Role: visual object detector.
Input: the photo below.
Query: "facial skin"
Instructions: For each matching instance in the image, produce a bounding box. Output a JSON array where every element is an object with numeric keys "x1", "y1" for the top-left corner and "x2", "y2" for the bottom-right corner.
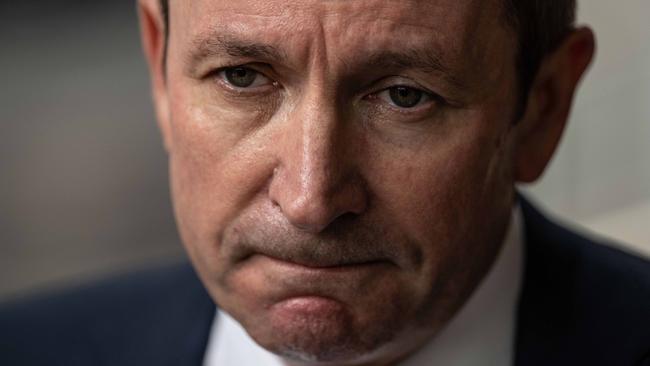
[{"x1": 138, "y1": 0, "x2": 594, "y2": 365}]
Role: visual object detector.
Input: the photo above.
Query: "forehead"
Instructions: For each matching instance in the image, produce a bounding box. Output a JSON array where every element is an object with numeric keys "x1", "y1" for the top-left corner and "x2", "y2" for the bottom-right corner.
[
  {"x1": 177, "y1": 0, "x2": 495, "y2": 28},
  {"x1": 170, "y1": 0, "x2": 513, "y2": 88}
]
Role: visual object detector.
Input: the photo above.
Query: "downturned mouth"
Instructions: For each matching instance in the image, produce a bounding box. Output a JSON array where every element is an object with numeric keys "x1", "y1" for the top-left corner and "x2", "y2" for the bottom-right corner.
[
  {"x1": 253, "y1": 253, "x2": 391, "y2": 270},
  {"x1": 228, "y1": 237, "x2": 401, "y2": 270}
]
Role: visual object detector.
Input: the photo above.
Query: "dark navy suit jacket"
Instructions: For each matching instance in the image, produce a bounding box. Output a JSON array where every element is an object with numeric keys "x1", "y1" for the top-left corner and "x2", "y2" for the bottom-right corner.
[{"x1": 1, "y1": 199, "x2": 649, "y2": 365}]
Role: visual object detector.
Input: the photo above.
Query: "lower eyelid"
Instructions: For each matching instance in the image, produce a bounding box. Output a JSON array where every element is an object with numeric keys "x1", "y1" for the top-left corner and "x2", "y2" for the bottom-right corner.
[{"x1": 215, "y1": 79, "x2": 281, "y2": 100}]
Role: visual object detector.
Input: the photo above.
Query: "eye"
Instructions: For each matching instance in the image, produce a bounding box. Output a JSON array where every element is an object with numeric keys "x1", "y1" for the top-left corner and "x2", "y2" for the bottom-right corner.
[
  {"x1": 218, "y1": 66, "x2": 271, "y2": 88},
  {"x1": 378, "y1": 85, "x2": 431, "y2": 109}
]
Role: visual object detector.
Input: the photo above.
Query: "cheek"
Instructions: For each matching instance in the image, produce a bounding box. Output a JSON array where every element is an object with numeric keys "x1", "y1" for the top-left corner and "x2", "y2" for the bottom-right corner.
[
  {"x1": 364, "y1": 113, "x2": 511, "y2": 289},
  {"x1": 368, "y1": 131, "x2": 487, "y2": 245},
  {"x1": 166, "y1": 84, "x2": 278, "y2": 274}
]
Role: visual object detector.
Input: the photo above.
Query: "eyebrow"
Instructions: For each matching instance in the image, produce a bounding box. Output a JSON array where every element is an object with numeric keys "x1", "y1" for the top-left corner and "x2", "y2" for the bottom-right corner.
[
  {"x1": 363, "y1": 49, "x2": 464, "y2": 89},
  {"x1": 185, "y1": 34, "x2": 287, "y2": 75},
  {"x1": 185, "y1": 33, "x2": 464, "y2": 89}
]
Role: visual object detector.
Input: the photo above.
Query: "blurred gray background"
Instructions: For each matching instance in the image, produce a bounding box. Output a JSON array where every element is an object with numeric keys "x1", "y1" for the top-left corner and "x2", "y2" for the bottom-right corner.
[
  {"x1": 1, "y1": 1, "x2": 648, "y2": 301},
  {"x1": 0, "y1": 1, "x2": 182, "y2": 300}
]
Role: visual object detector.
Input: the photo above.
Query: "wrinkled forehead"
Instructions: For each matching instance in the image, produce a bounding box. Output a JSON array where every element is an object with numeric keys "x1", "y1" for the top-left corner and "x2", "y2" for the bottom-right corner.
[{"x1": 169, "y1": 0, "x2": 513, "y2": 83}]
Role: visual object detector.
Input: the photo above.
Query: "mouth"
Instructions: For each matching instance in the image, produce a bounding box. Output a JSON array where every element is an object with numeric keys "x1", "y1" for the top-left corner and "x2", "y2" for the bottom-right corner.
[
  {"x1": 222, "y1": 234, "x2": 404, "y2": 301},
  {"x1": 231, "y1": 239, "x2": 396, "y2": 271},
  {"x1": 255, "y1": 253, "x2": 392, "y2": 273},
  {"x1": 224, "y1": 248, "x2": 400, "y2": 313},
  {"x1": 243, "y1": 253, "x2": 393, "y2": 305}
]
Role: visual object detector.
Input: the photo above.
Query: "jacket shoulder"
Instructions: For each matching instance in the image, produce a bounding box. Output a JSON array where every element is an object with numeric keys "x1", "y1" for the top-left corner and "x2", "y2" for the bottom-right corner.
[
  {"x1": 0, "y1": 262, "x2": 215, "y2": 366},
  {"x1": 517, "y1": 197, "x2": 650, "y2": 365}
]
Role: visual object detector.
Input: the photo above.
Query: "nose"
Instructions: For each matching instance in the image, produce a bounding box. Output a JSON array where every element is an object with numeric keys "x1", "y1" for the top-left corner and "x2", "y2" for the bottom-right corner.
[{"x1": 268, "y1": 96, "x2": 368, "y2": 233}]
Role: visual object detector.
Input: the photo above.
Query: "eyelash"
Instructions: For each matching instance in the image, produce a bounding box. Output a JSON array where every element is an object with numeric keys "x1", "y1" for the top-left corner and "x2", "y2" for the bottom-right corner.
[
  {"x1": 213, "y1": 65, "x2": 278, "y2": 94},
  {"x1": 363, "y1": 80, "x2": 447, "y2": 119},
  {"x1": 375, "y1": 86, "x2": 435, "y2": 109}
]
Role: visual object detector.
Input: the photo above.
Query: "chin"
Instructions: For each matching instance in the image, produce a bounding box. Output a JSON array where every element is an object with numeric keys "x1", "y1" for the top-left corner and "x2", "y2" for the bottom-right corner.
[{"x1": 241, "y1": 296, "x2": 413, "y2": 365}]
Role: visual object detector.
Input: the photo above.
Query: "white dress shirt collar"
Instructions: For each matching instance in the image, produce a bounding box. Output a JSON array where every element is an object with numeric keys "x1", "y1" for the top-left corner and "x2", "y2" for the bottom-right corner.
[{"x1": 203, "y1": 205, "x2": 524, "y2": 366}]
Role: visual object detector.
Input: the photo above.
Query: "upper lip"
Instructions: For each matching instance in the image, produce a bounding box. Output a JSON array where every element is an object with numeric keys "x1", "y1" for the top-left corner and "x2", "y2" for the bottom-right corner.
[
  {"x1": 260, "y1": 253, "x2": 388, "y2": 269},
  {"x1": 234, "y1": 241, "x2": 391, "y2": 269}
]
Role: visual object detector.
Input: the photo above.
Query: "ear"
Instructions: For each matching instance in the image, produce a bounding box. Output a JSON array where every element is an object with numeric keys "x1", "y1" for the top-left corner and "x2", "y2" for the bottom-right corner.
[
  {"x1": 138, "y1": 0, "x2": 173, "y2": 152},
  {"x1": 515, "y1": 27, "x2": 596, "y2": 182}
]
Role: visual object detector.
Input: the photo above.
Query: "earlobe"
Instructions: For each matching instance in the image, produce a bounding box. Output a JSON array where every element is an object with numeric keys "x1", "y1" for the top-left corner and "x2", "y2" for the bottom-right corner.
[
  {"x1": 137, "y1": 0, "x2": 173, "y2": 152},
  {"x1": 515, "y1": 27, "x2": 596, "y2": 183}
]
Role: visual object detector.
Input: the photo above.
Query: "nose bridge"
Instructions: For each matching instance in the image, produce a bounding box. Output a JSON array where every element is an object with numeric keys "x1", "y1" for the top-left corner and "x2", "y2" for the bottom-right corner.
[
  {"x1": 297, "y1": 94, "x2": 339, "y2": 197},
  {"x1": 293, "y1": 22, "x2": 341, "y2": 187},
  {"x1": 268, "y1": 85, "x2": 366, "y2": 232}
]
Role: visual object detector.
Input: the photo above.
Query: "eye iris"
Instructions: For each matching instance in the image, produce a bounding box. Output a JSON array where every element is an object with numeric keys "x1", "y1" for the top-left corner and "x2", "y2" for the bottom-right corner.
[
  {"x1": 389, "y1": 86, "x2": 422, "y2": 108},
  {"x1": 225, "y1": 67, "x2": 257, "y2": 87}
]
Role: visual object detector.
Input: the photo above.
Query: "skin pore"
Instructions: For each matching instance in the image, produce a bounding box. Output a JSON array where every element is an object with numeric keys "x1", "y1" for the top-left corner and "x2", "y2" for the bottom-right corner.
[{"x1": 138, "y1": 0, "x2": 594, "y2": 365}]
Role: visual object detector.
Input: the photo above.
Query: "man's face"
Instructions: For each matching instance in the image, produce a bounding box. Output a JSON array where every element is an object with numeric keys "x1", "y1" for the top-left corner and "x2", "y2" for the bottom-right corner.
[{"x1": 160, "y1": 0, "x2": 520, "y2": 364}]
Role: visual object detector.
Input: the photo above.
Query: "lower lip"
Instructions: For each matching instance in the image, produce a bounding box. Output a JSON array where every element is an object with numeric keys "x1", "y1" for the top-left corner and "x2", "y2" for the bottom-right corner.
[
  {"x1": 269, "y1": 295, "x2": 350, "y2": 326},
  {"x1": 272, "y1": 295, "x2": 345, "y2": 315}
]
